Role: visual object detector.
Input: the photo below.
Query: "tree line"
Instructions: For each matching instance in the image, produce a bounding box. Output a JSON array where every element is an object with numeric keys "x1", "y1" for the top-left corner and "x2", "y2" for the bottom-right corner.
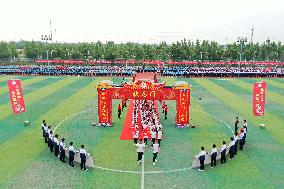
[{"x1": 0, "y1": 39, "x2": 283, "y2": 62}]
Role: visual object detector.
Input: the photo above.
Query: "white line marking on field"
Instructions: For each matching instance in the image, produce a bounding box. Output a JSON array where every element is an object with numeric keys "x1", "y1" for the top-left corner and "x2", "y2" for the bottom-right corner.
[
  {"x1": 54, "y1": 108, "x2": 233, "y2": 175},
  {"x1": 53, "y1": 109, "x2": 92, "y2": 133},
  {"x1": 141, "y1": 155, "x2": 145, "y2": 189},
  {"x1": 192, "y1": 108, "x2": 234, "y2": 135}
]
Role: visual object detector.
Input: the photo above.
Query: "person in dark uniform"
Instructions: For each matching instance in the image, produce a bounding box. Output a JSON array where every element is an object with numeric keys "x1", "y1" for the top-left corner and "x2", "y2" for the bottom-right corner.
[
  {"x1": 228, "y1": 137, "x2": 235, "y2": 160},
  {"x1": 239, "y1": 129, "x2": 245, "y2": 151},
  {"x1": 59, "y1": 138, "x2": 66, "y2": 163},
  {"x1": 220, "y1": 141, "x2": 227, "y2": 164},
  {"x1": 41, "y1": 120, "x2": 46, "y2": 139},
  {"x1": 198, "y1": 146, "x2": 206, "y2": 172},
  {"x1": 210, "y1": 144, "x2": 217, "y2": 168},
  {"x1": 68, "y1": 142, "x2": 76, "y2": 167},
  {"x1": 118, "y1": 104, "x2": 122, "y2": 119},
  {"x1": 164, "y1": 105, "x2": 168, "y2": 120},
  {"x1": 53, "y1": 134, "x2": 60, "y2": 158},
  {"x1": 234, "y1": 133, "x2": 239, "y2": 155},
  {"x1": 48, "y1": 131, "x2": 54, "y2": 153},
  {"x1": 79, "y1": 145, "x2": 89, "y2": 171},
  {"x1": 234, "y1": 117, "x2": 239, "y2": 135}
]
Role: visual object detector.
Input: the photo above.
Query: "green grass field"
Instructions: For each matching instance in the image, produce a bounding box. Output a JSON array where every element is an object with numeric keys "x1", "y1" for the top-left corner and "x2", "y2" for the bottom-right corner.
[{"x1": 0, "y1": 75, "x2": 283, "y2": 189}]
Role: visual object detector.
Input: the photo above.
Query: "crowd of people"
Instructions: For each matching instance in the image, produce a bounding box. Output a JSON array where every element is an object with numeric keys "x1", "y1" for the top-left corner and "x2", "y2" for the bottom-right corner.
[
  {"x1": 129, "y1": 100, "x2": 163, "y2": 165},
  {"x1": 197, "y1": 117, "x2": 248, "y2": 171},
  {"x1": 161, "y1": 66, "x2": 284, "y2": 77},
  {"x1": 41, "y1": 120, "x2": 92, "y2": 171},
  {"x1": 0, "y1": 64, "x2": 283, "y2": 77}
]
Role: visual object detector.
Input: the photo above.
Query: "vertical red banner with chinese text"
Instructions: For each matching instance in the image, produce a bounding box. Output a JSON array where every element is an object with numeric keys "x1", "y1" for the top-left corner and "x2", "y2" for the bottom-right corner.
[
  {"x1": 7, "y1": 79, "x2": 26, "y2": 114},
  {"x1": 176, "y1": 89, "x2": 190, "y2": 125},
  {"x1": 98, "y1": 89, "x2": 112, "y2": 125},
  {"x1": 253, "y1": 82, "x2": 266, "y2": 116}
]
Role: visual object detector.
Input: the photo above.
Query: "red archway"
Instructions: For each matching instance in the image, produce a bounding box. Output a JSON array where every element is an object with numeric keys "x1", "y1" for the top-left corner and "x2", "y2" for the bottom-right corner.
[{"x1": 97, "y1": 80, "x2": 191, "y2": 128}]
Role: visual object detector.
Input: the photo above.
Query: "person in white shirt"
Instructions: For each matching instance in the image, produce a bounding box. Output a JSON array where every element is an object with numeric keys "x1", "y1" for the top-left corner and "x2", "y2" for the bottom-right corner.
[
  {"x1": 41, "y1": 120, "x2": 46, "y2": 140},
  {"x1": 59, "y1": 138, "x2": 66, "y2": 163},
  {"x1": 157, "y1": 128, "x2": 163, "y2": 146},
  {"x1": 243, "y1": 120, "x2": 248, "y2": 145},
  {"x1": 151, "y1": 129, "x2": 156, "y2": 144},
  {"x1": 234, "y1": 133, "x2": 239, "y2": 155},
  {"x1": 239, "y1": 129, "x2": 245, "y2": 151},
  {"x1": 79, "y1": 145, "x2": 90, "y2": 171},
  {"x1": 210, "y1": 144, "x2": 218, "y2": 168},
  {"x1": 53, "y1": 134, "x2": 60, "y2": 158},
  {"x1": 152, "y1": 140, "x2": 160, "y2": 165},
  {"x1": 198, "y1": 146, "x2": 206, "y2": 171},
  {"x1": 48, "y1": 131, "x2": 54, "y2": 153},
  {"x1": 220, "y1": 141, "x2": 227, "y2": 164},
  {"x1": 135, "y1": 140, "x2": 145, "y2": 164},
  {"x1": 68, "y1": 142, "x2": 77, "y2": 167},
  {"x1": 132, "y1": 130, "x2": 139, "y2": 145},
  {"x1": 228, "y1": 137, "x2": 235, "y2": 160}
]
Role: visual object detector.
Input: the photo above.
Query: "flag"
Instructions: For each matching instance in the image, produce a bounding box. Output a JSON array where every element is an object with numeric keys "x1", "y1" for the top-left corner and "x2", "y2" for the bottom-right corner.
[
  {"x1": 7, "y1": 79, "x2": 26, "y2": 114},
  {"x1": 253, "y1": 82, "x2": 266, "y2": 116}
]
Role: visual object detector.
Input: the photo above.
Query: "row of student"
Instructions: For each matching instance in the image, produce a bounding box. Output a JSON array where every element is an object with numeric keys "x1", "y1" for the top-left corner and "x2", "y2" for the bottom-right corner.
[
  {"x1": 41, "y1": 120, "x2": 91, "y2": 171},
  {"x1": 130, "y1": 100, "x2": 164, "y2": 165},
  {"x1": 197, "y1": 120, "x2": 248, "y2": 171}
]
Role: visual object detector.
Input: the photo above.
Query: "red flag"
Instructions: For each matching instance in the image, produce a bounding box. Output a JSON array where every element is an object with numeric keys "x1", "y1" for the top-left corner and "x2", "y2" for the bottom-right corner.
[
  {"x1": 7, "y1": 79, "x2": 26, "y2": 114},
  {"x1": 253, "y1": 82, "x2": 266, "y2": 116}
]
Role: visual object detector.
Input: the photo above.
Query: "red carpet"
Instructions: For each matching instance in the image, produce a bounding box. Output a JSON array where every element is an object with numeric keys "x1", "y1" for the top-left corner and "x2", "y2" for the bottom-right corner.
[
  {"x1": 120, "y1": 72, "x2": 159, "y2": 140},
  {"x1": 120, "y1": 100, "x2": 134, "y2": 140}
]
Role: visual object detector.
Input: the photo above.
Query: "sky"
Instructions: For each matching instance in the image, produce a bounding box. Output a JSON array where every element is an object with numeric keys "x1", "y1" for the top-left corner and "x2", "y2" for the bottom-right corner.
[{"x1": 0, "y1": 0, "x2": 283, "y2": 44}]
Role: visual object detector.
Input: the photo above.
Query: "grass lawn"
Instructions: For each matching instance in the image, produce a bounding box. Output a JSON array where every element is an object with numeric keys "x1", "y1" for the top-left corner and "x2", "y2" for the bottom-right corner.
[{"x1": 0, "y1": 75, "x2": 283, "y2": 189}]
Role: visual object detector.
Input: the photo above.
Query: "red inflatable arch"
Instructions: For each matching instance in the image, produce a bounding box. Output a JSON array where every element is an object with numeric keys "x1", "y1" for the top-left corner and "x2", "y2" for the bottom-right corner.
[{"x1": 96, "y1": 80, "x2": 191, "y2": 128}]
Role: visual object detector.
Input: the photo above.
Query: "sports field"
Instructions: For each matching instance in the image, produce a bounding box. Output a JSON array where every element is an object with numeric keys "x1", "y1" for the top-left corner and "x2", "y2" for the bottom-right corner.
[{"x1": 0, "y1": 75, "x2": 283, "y2": 189}]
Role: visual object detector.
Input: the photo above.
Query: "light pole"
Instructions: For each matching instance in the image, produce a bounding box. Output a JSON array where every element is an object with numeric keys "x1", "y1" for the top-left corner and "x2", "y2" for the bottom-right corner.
[
  {"x1": 237, "y1": 37, "x2": 247, "y2": 77},
  {"x1": 200, "y1": 52, "x2": 203, "y2": 62},
  {"x1": 41, "y1": 34, "x2": 52, "y2": 66}
]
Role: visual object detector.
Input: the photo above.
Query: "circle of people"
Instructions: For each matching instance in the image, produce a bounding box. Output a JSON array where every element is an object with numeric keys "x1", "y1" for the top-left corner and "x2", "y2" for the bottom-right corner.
[
  {"x1": 197, "y1": 117, "x2": 248, "y2": 171},
  {"x1": 41, "y1": 120, "x2": 92, "y2": 171},
  {"x1": 129, "y1": 100, "x2": 165, "y2": 166}
]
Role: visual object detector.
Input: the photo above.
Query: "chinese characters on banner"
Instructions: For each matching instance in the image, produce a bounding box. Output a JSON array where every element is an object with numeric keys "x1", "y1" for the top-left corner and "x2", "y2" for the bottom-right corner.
[
  {"x1": 176, "y1": 90, "x2": 190, "y2": 125},
  {"x1": 98, "y1": 89, "x2": 112, "y2": 124},
  {"x1": 7, "y1": 79, "x2": 26, "y2": 114},
  {"x1": 253, "y1": 82, "x2": 266, "y2": 116}
]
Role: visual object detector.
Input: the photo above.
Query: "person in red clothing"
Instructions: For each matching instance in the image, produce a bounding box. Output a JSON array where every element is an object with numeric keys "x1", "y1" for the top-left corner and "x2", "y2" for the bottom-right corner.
[
  {"x1": 118, "y1": 104, "x2": 122, "y2": 119},
  {"x1": 164, "y1": 105, "x2": 168, "y2": 120}
]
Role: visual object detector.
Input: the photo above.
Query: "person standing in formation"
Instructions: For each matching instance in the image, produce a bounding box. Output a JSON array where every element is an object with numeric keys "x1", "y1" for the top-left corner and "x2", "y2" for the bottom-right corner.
[
  {"x1": 234, "y1": 117, "x2": 239, "y2": 135},
  {"x1": 152, "y1": 140, "x2": 160, "y2": 165},
  {"x1": 132, "y1": 129, "x2": 139, "y2": 145},
  {"x1": 243, "y1": 120, "x2": 248, "y2": 145},
  {"x1": 228, "y1": 137, "x2": 235, "y2": 160},
  {"x1": 157, "y1": 128, "x2": 163, "y2": 146},
  {"x1": 59, "y1": 138, "x2": 66, "y2": 163},
  {"x1": 210, "y1": 144, "x2": 217, "y2": 168},
  {"x1": 53, "y1": 134, "x2": 60, "y2": 158},
  {"x1": 68, "y1": 142, "x2": 76, "y2": 167},
  {"x1": 239, "y1": 129, "x2": 245, "y2": 151},
  {"x1": 79, "y1": 145, "x2": 90, "y2": 171},
  {"x1": 234, "y1": 133, "x2": 239, "y2": 155},
  {"x1": 135, "y1": 140, "x2": 145, "y2": 164},
  {"x1": 48, "y1": 131, "x2": 54, "y2": 153},
  {"x1": 198, "y1": 146, "x2": 206, "y2": 172},
  {"x1": 41, "y1": 120, "x2": 47, "y2": 140},
  {"x1": 143, "y1": 127, "x2": 149, "y2": 147},
  {"x1": 220, "y1": 141, "x2": 227, "y2": 164},
  {"x1": 118, "y1": 104, "x2": 122, "y2": 119},
  {"x1": 151, "y1": 127, "x2": 156, "y2": 144}
]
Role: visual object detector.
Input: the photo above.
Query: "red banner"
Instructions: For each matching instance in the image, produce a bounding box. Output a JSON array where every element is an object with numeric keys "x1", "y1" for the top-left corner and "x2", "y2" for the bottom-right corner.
[
  {"x1": 7, "y1": 79, "x2": 26, "y2": 114},
  {"x1": 176, "y1": 89, "x2": 190, "y2": 125},
  {"x1": 253, "y1": 82, "x2": 266, "y2": 116},
  {"x1": 98, "y1": 89, "x2": 112, "y2": 124}
]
